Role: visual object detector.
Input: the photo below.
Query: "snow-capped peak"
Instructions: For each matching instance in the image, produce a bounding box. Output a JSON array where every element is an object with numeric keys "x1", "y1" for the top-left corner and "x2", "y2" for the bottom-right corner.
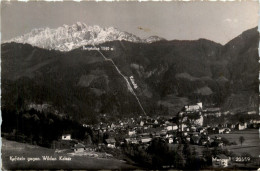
[
  {"x1": 144, "y1": 36, "x2": 166, "y2": 43},
  {"x1": 7, "y1": 22, "x2": 165, "y2": 51}
]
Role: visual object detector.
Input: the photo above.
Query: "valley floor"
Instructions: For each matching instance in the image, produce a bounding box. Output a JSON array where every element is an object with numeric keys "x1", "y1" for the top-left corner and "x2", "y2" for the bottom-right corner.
[{"x1": 210, "y1": 129, "x2": 260, "y2": 157}]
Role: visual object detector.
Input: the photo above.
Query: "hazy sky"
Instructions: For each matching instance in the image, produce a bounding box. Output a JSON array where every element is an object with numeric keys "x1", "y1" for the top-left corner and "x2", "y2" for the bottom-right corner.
[{"x1": 1, "y1": 1, "x2": 258, "y2": 44}]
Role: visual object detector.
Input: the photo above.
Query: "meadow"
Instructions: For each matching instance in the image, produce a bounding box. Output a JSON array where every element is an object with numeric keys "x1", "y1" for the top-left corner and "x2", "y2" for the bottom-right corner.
[
  {"x1": 2, "y1": 138, "x2": 136, "y2": 170},
  {"x1": 210, "y1": 129, "x2": 260, "y2": 157}
]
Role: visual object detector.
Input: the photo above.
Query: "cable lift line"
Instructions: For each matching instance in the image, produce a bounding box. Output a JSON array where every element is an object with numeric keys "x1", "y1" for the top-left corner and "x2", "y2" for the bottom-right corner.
[{"x1": 89, "y1": 33, "x2": 147, "y2": 115}]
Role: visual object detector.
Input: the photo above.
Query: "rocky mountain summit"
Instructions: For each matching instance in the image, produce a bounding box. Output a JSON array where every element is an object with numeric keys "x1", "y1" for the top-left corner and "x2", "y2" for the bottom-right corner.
[{"x1": 7, "y1": 22, "x2": 165, "y2": 51}]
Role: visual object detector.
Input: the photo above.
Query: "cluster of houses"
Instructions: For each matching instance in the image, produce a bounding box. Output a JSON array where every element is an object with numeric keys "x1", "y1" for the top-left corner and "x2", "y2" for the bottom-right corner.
[
  {"x1": 62, "y1": 102, "x2": 254, "y2": 148},
  {"x1": 54, "y1": 102, "x2": 258, "y2": 168},
  {"x1": 52, "y1": 134, "x2": 96, "y2": 153}
]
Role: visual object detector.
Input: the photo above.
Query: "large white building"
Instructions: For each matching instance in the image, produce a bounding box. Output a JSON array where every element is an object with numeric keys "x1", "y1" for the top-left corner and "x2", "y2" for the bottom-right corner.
[
  {"x1": 184, "y1": 102, "x2": 203, "y2": 126},
  {"x1": 194, "y1": 115, "x2": 204, "y2": 126},
  {"x1": 184, "y1": 102, "x2": 202, "y2": 112}
]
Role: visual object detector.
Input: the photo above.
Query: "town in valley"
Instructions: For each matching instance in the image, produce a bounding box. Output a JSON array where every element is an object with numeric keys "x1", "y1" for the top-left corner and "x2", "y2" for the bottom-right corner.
[
  {"x1": 1, "y1": 1, "x2": 259, "y2": 170},
  {"x1": 3, "y1": 101, "x2": 257, "y2": 169}
]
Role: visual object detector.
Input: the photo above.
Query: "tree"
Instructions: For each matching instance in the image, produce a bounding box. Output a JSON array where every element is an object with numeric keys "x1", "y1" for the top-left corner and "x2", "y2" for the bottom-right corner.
[
  {"x1": 15, "y1": 94, "x2": 26, "y2": 112},
  {"x1": 221, "y1": 137, "x2": 230, "y2": 146},
  {"x1": 183, "y1": 143, "x2": 192, "y2": 168},
  {"x1": 176, "y1": 144, "x2": 185, "y2": 168},
  {"x1": 84, "y1": 133, "x2": 92, "y2": 145},
  {"x1": 239, "y1": 136, "x2": 245, "y2": 146},
  {"x1": 202, "y1": 147, "x2": 212, "y2": 166}
]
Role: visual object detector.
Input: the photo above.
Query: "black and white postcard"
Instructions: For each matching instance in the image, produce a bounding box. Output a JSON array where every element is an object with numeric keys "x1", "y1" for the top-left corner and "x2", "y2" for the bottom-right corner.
[{"x1": 1, "y1": 1, "x2": 259, "y2": 170}]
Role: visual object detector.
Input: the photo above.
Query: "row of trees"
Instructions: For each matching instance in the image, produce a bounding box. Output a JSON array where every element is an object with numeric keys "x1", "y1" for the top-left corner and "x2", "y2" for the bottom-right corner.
[
  {"x1": 120, "y1": 136, "x2": 250, "y2": 169},
  {"x1": 121, "y1": 138, "x2": 206, "y2": 169},
  {"x1": 2, "y1": 107, "x2": 93, "y2": 148}
]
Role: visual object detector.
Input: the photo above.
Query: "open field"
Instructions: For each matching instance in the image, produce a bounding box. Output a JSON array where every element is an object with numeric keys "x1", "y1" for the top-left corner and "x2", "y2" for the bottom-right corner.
[
  {"x1": 210, "y1": 129, "x2": 260, "y2": 157},
  {"x1": 1, "y1": 138, "x2": 136, "y2": 170}
]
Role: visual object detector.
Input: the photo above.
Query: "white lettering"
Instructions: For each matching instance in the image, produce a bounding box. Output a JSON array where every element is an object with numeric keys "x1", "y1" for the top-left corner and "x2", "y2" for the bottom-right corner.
[
  {"x1": 59, "y1": 156, "x2": 72, "y2": 161},
  {"x1": 9, "y1": 156, "x2": 26, "y2": 162},
  {"x1": 42, "y1": 156, "x2": 57, "y2": 161}
]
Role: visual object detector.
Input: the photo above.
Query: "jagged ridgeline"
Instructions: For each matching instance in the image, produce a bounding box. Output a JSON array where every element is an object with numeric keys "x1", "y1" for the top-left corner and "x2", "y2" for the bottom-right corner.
[{"x1": 1, "y1": 23, "x2": 258, "y2": 123}]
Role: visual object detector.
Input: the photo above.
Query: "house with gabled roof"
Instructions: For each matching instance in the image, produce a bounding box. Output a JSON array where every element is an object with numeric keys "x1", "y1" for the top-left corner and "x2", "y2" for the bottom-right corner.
[
  {"x1": 191, "y1": 135, "x2": 200, "y2": 145},
  {"x1": 72, "y1": 143, "x2": 85, "y2": 153},
  {"x1": 140, "y1": 137, "x2": 152, "y2": 144},
  {"x1": 236, "y1": 122, "x2": 247, "y2": 130},
  {"x1": 61, "y1": 134, "x2": 71, "y2": 141},
  {"x1": 105, "y1": 138, "x2": 116, "y2": 148},
  {"x1": 165, "y1": 123, "x2": 178, "y2": 131}
]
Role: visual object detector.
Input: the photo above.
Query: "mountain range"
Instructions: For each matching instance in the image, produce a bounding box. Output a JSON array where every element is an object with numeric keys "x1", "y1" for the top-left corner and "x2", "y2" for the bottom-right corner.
[
  {"x1": 7, "y1": 22, "x2": 165, "y2": 52},
  {"x1": 2, "y1": 24, "x2": 259, "y2": 123}
]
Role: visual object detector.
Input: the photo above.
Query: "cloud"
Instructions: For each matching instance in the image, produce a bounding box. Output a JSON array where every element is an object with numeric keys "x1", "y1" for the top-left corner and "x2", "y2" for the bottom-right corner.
[
  {"x1": 224, "y1": 18, "x2": 232, "y2": 22},
  {"x1": 223, "y1": 18, "x2": 238, "y2": 23}
]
